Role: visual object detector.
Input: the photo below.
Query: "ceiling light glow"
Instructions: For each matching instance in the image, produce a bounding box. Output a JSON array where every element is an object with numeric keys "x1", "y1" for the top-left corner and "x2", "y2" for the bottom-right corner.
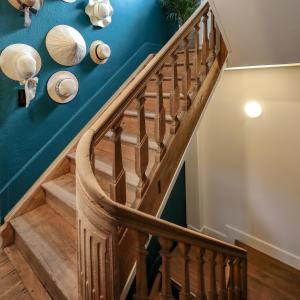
[{"x1": 244, "y1": 101, "x2": 262, "y2": 118}]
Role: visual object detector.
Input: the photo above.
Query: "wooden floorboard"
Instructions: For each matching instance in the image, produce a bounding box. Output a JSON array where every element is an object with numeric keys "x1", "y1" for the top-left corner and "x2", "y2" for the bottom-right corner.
[
  {"x1": 0, "y1": 250, "x2": 32, "y2": 300},
  {"x1": 236, "y1": 241, "x2": 300, "y2": 300}
]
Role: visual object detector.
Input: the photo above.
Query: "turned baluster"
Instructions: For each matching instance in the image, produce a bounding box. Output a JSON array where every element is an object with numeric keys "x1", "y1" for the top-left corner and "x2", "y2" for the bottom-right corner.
[
  {"x1": 241, "y1": 257, "x2": 247, "y2": 300},
  {"x1": 200, "y1": 13, "x2": 209, "y2": 84},
  {"x1": 134, "y1": 231, "x2": 149, "y2": 300},
  {"x1": 178, "y1": 243, "x2": 191, "y2": 300},
  {"x1": 109, "y1": 115, "x2": 126, "y2": 204},
  {"x1": 233, "y1": 258, "x2": 242, "y2": 299},
  {"x1": 227, "y1": 257, "x2": 235, "y2": 300},
  {"x1": 217, "y1": 253, "x2": 227, "y2": 300},
  {"x1": 159, "y1": 237, "x2": 174, "y2": 300},
  {"x1": 135, "y1": 87, "x2": 149, "y2": 199},
  {"x1": 154, "y1": 70, "x2": 166, "y2": 162},
  {"x1": 169, "y1": 51, "x2": 180, "y2": 134},
  {"x1": 194, "y1": 22, "x2": 201, "y2": 90},
  {"x1": 193, "y1": 247, "x2": 206, "y2": 300},
  {"x1": 207, "y1": 10, "x2": 216, "y2": 68},
  {"x1": 182, "y1": 36, "x2": 192, "y2": 111},
  {"x1": 208, "y1": 251, "x2": 217, "y2": 300}
]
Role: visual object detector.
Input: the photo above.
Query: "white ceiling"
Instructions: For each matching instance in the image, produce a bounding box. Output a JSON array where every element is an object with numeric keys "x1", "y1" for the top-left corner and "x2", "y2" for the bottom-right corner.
[{"x1": 210, "y1": 0, "x2": 300, "y2": 67}]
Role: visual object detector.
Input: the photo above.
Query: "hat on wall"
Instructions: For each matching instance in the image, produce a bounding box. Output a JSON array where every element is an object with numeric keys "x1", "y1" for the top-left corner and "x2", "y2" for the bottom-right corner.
[
  {"x1": 0, "y1": 44, "x2": 41, "y2": 107},
  {"x1": 85, "y1": 0, "x2": 113, "y2": 28},
  {"x1": 8, "y1": 0, "x2": 44, "y2": 27},
  {"x1": 90, "y1": 41, "x2": 111, "y2": 64},
  {"x1": 47, "y1": 71, "x2": 79, "y2": 104},
  {"x1": 46, "y1": 25, "x2": 86, "y2": 66}
]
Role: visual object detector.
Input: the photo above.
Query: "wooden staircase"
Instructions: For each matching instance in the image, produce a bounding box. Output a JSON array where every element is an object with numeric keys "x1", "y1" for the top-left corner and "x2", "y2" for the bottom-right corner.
[{"x1": 0, "y1": 2, "x2": 248, "y2": 299}]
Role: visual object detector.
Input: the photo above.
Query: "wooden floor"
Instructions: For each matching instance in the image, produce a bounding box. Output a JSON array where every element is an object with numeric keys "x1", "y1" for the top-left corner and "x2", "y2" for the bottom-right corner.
[
  {"x1": 237, "y1": 242, "x2": 300, "y2": 300},
  {"x1": 0, "y1": 250, "x2": 32, "y2": 300}
]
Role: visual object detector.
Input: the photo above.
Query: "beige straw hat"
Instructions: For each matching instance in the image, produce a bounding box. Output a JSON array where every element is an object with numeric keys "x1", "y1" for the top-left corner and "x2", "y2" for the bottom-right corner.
[
  {"x1": 47, "y1": 71, "x2": 79, "y2": 104},
  {"x1": 90, "y1": 41, "x2": 111, "y2": 64},
  {"x1": 85, "y1": 0, "x2": 113, "y2": 28}
]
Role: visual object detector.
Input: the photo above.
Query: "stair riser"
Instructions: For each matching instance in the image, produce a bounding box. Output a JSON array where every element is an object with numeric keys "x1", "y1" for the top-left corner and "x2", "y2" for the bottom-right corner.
[
  {"x1": 14, "y1": 232, "x2": 68, "y2": 300},
  {"x1": 121, "y1": 115, "x2": 171, "y2": 140},
  {"x1": 45, "y1": 192, "x2": 76, "y2": 228},
  {"x1": 128, "y1": 96, "x2": 171, "y2": 113},
  {"x1": 147, "y1": 79, "x2": 196, "y2": 93},
  {"x1": 161, "y1": 63, "x2": 196, "y2": 77}
]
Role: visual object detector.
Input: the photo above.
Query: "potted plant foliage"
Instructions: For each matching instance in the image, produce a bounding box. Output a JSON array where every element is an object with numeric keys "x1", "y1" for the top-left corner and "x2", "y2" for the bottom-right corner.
[{"x1": 160, "y1": 0, "x2": 201, "y2": 27}]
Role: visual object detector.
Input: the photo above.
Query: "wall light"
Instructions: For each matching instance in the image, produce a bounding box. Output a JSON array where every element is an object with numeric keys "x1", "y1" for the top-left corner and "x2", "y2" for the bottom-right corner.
[{"x1": 244, "y1": 101, "x2": 262, "y2": 118}]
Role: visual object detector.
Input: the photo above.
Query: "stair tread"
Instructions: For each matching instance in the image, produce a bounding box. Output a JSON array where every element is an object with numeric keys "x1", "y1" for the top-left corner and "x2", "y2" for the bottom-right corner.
[
  {"x1": 145, "y1": 91, "x2": 184, "y2": 99},
  {"x1": 42, "y1": 173, "x2": 76, "y2": 211},
  {"x1": 124, "y1": 109, "x2": 172, "y2": 122},
  {"x1": 10, "y1": 205, "x2": 77, "y2": 300}
]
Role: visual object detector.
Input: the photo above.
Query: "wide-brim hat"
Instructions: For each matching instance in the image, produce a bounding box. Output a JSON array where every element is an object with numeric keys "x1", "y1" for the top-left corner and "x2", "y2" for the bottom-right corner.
[
  {"x1": 8, "y1": 0, "x2": 44, "y2": 11},
  {"x1": 90, "y1": 41, "x2": 111, "y2": 64},
  {"x1": 85, "y1": 0, "x2": 113, "y2": 28},
  {"x1": 0, "y1": 44, "x2": 41, "y2": 82},
  {"x1": 47, "y1": 71, "x2": 78, "y2": 104}
]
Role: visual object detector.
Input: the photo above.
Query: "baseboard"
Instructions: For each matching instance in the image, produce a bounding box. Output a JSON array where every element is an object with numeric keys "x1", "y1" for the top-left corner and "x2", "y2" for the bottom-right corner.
[
  {"x1": 189, "y1": 224, "x2": 229, "y2": 241},
  {"x1": 0, "y1": 42, "x2": 162, "y2": 222},
  {"x1": 226, "y1": 224, "x2": 300, "y2": 270}
]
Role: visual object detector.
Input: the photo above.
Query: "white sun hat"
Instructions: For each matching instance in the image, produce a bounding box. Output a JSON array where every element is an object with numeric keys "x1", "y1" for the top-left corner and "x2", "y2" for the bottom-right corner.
[
  {"x1": 8, "y1": 0, "x2": 44, "y2": 27},
  {"x1": 46, "y1": 25, "x2": 86, "y2": 66},
  {"x1": 90, "y1": 41, "x2": 111, "y2": 64},
  {"x1": 0, "y1": 44, "x2": 41, "y2": 107},
  {"x1": 85, "y1": 0, "x2": 113, "y2": 28},
  {"x1": 47, "y1": 71, "x2": 79, "y2": 104}
]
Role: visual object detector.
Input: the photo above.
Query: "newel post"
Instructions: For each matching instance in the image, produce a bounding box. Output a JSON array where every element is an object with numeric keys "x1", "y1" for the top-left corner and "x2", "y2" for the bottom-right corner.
[{"x1": 77, "y1": 176, "x2": 121, "y2": 300}]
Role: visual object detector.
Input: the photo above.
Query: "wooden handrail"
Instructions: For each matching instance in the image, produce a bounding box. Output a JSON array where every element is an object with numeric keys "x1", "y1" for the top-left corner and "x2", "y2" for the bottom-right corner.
[{"x1": 76, "y1": 2, "x2": 247, "y2": 299}]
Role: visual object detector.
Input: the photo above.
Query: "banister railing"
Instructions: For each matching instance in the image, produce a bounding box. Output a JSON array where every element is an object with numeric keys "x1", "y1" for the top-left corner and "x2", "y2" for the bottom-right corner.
[{"x1": 76, "y1": 2, "x2": 247, "y2": 299}]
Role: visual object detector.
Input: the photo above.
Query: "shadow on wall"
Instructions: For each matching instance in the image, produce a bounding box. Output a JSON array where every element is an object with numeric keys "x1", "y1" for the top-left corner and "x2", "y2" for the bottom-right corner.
[{"x1": 0, "y1": 0, "x2": 175, "y2": 221}]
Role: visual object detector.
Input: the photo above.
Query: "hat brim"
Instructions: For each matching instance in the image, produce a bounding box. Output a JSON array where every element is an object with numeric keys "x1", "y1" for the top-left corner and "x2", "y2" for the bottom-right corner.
[
  {"x1": 0, "y1": 44, "x2": 42, "y2": 82},
  {"x1": 85, "y1": 2, "x2": 112, "y2": 28},
  {"x1": 90, "y1": 41, "x2": 109, "y2": 64},
  {"x1": 47, "y1": 71, "x2": 78, "y2": 104},
  {"x1": 8, "y1": 0, "x2": 43, "y2": 11}
]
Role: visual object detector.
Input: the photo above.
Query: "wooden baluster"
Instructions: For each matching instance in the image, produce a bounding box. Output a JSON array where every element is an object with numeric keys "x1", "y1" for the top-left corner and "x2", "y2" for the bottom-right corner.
[
  {"x1": 182, "y1": 36, "x2": 192, "y2": 111},
  {"x1": 208, "y1": 251, "x2": 217, "y2": 300},
  {"x1": 241, "y1": 257, "x2": 247, "y2": 300},
  {"x1": 159, "y1": 237, "x2": 175, "y2": 300},
  {"x1": 227, "y1": 257, "x2": 235, "y2": 300},
  {"x1": 154, "y1": 70, "x2": 166, "y2": 162},
  {"x1": 178, "y1": 243, "x2": 191, "y2": 300},
  {"x1": 135, "y1": 87, "x2": 149, "y2": 199},
  {"x1": 110, "y1": 115, "x2": 126, "y2": 204},
  {"x1": 194, "y1": 22, "x2": 201, "y2": 90},
  {"x1": 217, "y1": 253, "x2": 227, "y2": 300},
  {"x1": 134, "y1": 231, "x2": 149, "y2": 300},
  {"x1": 169, "y1": 51, "x2": 180, "y2": 134},
  {"x1": 200, "y1": 13, "x2": 209, "y2": 85},
  {"x1": 233, "y1": 258, "x2": 242, "y2": 299},
  {"x1": 207, "y1": 10, "x2": 216, "y2": 69},
  {"x1": 193, "y1": 247, "x2": 206, "y2": 300}
]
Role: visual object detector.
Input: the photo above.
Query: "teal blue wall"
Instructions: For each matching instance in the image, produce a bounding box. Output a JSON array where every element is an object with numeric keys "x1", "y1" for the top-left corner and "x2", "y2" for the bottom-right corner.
[{"x1": 0, "y1": 0, "x2": 174, "y2": 221}]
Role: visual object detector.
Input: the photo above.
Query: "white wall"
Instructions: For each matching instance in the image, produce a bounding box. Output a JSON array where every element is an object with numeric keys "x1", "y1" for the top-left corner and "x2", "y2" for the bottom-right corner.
[
  {"x1": 186, "y1": 66, "x2": 300, "y2": 269},
  {"x1": 210, "y1": 0, "x2": 300, "y2": 67}
]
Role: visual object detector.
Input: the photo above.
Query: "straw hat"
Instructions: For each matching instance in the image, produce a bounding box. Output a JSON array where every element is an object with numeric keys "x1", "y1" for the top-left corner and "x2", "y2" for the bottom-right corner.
[
  {"x1": 47, "y1": 71, "x2": 79, "y2": 104},
  {"x1": 0, "y1": 44, "x2": 41, "y2": 82},
  {"x1": 0, "y1": 44, "x2": 41, "y2": 107},
  {"x1": 8, "y1": 0, "x2": 43, "y2": 11},
  {"x1": 46, "y1": 25, "x2": 86, "y2": 66},
  {"x1": 85, "y1": 0, "x2": 113, "y2": 28},
  {"x1": 90, "y1": 41, "x2": 111, "y2": 64}
]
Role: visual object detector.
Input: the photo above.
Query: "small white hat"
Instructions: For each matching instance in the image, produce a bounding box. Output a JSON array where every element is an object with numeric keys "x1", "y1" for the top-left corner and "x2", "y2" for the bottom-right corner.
[
  {"x1": 8, "y1": 0, "x2": 43, "y2": 11},
  {"x1": 46, "y1": 25, "x2": 86, "y2": 66},
  {"x1": 85, "y1": 0, "x2": 113, "y2": 28},
  {"x1": 0, "y1": 44, "x2": 41, "y2": 82},
  {"x1": 47, "y1": 71, "x2": 79, "y2": 104},
  {"x1": 90, "y1": 41, "x2": 111, "y2": 64}
]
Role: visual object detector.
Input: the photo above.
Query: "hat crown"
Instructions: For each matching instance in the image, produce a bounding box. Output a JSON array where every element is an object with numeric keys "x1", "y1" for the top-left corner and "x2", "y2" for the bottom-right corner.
[
  {"x1": 57, "y1": 78, "x2": 77, "y2": 98},
  {"x1": 96, "y1": 43, "x2": 111, "y2": 59},
  {"x1": 16, "y1": 54, "x2": 36, "y2": 80},
  {"x1": 94, "y1": 3, "x2": 110, "y2": 19}
]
